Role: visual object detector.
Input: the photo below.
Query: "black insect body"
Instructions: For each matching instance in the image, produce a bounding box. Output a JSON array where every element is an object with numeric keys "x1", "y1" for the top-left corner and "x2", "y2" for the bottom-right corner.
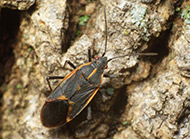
[{"x1": 41, "y1": 56, "x2": 109, "y2": 127}]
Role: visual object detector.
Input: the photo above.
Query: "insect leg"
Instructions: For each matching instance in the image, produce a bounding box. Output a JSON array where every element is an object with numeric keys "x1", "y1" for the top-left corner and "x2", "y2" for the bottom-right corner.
[
  {"x1": 46, "y1": 61, "x2": 76, "y2": 91},
  {"x1": 104, "y1": 74, "x2": 116, "y2": 78},
  {"x1": 46, "y1": 76, "x2": 65, "y2": 91},
  {"x1": 66, "y1": 60, "x2": 76, "y2": 69},
  {"x1": 87, "y1": 106, "x2": 92, "y2": 120},
  {"x1": 88, "y1": 47, "x2": 92, "y2": 62}
]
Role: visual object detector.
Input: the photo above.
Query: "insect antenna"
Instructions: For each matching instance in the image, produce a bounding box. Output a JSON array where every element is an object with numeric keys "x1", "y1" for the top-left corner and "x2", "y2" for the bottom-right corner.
[
  {"x1": 102, "y1": 6, "x2": 107, "y2": 57},
  {"x1": 101, "y1": 6, "x2": 157, "y2": 62},
  {"x1": 107, "y1": 53, "x2": 158, "y2": 63}
]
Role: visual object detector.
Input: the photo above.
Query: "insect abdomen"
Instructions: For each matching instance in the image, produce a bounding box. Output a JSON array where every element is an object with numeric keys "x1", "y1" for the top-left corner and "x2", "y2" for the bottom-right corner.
[{"x1": 41, "y1": 100, "x2": 69, "y2": 127}]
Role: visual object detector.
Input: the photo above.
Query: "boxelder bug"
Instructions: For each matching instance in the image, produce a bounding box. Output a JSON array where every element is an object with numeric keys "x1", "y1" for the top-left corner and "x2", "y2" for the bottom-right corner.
[{"x1": 40, "y1": 7, "x2": 157, "y2": 128}]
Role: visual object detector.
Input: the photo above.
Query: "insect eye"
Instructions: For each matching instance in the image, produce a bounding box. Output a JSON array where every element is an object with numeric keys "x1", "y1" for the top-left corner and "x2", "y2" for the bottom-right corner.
[
  {"x1": 105, "y1": 65, "x2": 108, "y2": 69},
  {"x1": 95, "y1": 56, "x2": 99, "y2": 60}
]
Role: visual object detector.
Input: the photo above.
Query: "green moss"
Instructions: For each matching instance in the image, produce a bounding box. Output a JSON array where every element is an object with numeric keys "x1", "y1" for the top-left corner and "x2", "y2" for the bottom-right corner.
[
  {"x1": 16, "y1": 83, "x2": 23, "y2": 89},
  {"x1": 78, "y1": 10, "x2": 82, "y2": 14},
  {"x1": 176, "y1": 7, "x2": 181, "y2": 12},
  {"x1": 122, "y1": 121, "x2": 128, "y2": 126},
  {"x1": 106, "y1": 88, "x2": 114, "y2": 95},
  {"x1": 76, "y1": 30, "x2": 81, "y2": 36},
  {"x1": 24, "y1": 34, "x2": 29, "y2": 39},
  {"x1": 27, "y1": 47, "x2": 32, "y2": 53},
  {"x1": 79, "y1": 15, "x2": 90, "y2": 26}
]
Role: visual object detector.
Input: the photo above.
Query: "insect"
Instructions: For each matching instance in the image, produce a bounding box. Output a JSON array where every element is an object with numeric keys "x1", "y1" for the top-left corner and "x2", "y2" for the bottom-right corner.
[{"x1": 40, "y1": 7, "x2": 157, "y2": 128}]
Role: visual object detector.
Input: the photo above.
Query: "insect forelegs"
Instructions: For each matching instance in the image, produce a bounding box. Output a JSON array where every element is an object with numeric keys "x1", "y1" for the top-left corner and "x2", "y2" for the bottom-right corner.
[{"x1": 46, "y1": 76, "x2": 65, "y2": 91}]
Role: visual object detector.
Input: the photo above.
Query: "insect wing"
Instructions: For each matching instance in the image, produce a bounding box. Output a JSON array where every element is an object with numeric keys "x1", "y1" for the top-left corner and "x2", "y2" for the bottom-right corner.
[
  {"x1": 47, "y1": 69, "x2": 81, "y2": 101},
  {"x1": 41, "y1": 69, "x2": 82, "y2": 127},
  {"x1": 40, "y1": 100, "x2": 69, "y2": 127},
  {"x1": 67, "y1": 84, "x2": 98, "y2": 121}
]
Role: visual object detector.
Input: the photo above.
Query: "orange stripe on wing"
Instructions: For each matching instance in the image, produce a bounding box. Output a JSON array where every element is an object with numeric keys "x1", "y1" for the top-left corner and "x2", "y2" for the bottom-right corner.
[
  {"x1": 66, "y1": 106, "x2": 72, "y2": 122},
  {"x1": 87, "y1": 68, "x2": 97, "y2": 80},
  {"x1": 86, "y1": 74, "x2": 103, "y2": 104},
  {"x1": 52, "y1": 62, "x2": 91, "y2": 91},
  {"x1": 57, "y1": 95, "x2": 68, "y2": 101},
  {"x1": 78, "y1": 62, "x2": 91, "y2": 69}
]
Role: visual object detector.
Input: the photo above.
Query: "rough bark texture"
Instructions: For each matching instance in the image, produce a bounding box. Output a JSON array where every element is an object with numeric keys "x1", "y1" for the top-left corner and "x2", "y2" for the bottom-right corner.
[
  {"x1": 0, "y1": 0, "x2": 35, "y2": 10},
  {"x1": 0, "y1": 0, "x2": 190, "y2": 138}
]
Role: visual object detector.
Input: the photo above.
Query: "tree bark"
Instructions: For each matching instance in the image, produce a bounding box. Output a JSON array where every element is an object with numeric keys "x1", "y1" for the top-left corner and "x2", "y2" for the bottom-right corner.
[{"x1": 1, "y1": 0, "x2": 190, "y2": 138}]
